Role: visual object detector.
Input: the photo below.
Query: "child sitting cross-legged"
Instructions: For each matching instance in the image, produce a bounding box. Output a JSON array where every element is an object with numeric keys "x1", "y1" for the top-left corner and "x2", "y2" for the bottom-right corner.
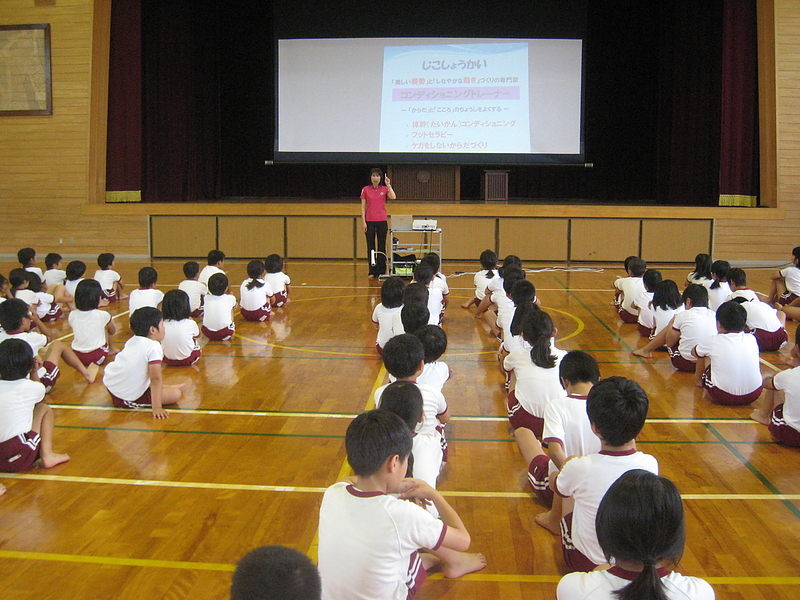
[
  {"x1": 128, "y1": 267, "x2": 164, "y2": 315},
  {"x1": 69, "y1": 279, "x2": 117, "y2": 366},
  {"x1": 202, "y1": 273, "x2": 237, "y2": 341},
  {"x1": 161, "y1": 289, "x2": 201, "y2": 367},
  {"x1": 317, "y1": 409, "x2": 485, "y2": 600}
]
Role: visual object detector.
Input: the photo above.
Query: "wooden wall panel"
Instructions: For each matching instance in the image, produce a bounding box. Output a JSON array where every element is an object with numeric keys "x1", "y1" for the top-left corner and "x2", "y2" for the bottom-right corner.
[
  {"x1": 390, "y1": 166, "x2": 458, "y2": 200},
  {"x1": 434, "y1": 217, "x2": 495, "y2": 260},
  {"x1": 151, "y1": 216, "x2": 216, "y2": 258},
  {"x1": 218, "y1": 216, "x2": 285, "y2": 259},
  {"x1": 286, "y1": 217, "x2": 354, "y2": 259},
  {"x1": 499, "y1": 218, "x2": 568, "y2": 262},
  {"x1": 641, "y1": 220, "x2": 712, "y2": 262},
  {"x1": 570, "y1": 219, "x2": 639, "y2": 262}
]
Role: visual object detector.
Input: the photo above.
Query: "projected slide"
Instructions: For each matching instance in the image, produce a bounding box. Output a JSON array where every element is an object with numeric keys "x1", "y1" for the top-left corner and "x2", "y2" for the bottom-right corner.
[{"x1": 379, "y1": 43, "x2": 530, "y2": 153}]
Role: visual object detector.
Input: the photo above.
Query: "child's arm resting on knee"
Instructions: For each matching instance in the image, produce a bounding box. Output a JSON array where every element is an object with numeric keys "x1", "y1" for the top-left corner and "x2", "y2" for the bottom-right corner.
[
  {"x1": 397, "y1": 478, "x2": 470, "y2": 551},
  {"x1": 148, "y1": 363, "x2": 169, "y2": 419}
]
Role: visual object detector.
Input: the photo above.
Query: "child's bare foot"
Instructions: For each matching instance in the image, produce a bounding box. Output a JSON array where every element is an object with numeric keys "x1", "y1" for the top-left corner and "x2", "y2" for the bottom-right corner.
[
  {"x1": 84, "y1": 362, "x2": 100, "y2": 383},
  {"x1": 535, "y1": 510, "x2": 561, "y2": 535},
  {"x1": 39, "y1": 452, "x2": 70, "y2": 469},
  {"x1": 442, "y1": 552, "x2": 487, "y2": 579},
  {"x1": 632, "y1": 348, "x2": 652, "y2": 358},
  {"x1": 750, "y1": 410, "x2": 771, "y2": 425},
  {"x1": 0, "y1": 483, "x2": 6, "y2": 496}
]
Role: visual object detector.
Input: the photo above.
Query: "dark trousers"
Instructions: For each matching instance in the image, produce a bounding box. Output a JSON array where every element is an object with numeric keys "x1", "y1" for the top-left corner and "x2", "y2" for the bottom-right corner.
[{"x1": 365, "y1": 220, "x2": 388, "y2": 276}]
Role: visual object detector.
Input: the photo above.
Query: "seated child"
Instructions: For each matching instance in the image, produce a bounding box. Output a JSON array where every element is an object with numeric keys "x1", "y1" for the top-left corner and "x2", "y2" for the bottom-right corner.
[
  {"x1": 103, "y1": 306, "x2": 183, "y2": 418},
  {"x1": 178, "y1": 260, "x2": 206, "y2": 318},
  {"x1": 693, "y1": 301, "x2": 763, "y2": 405},
  {"x1": 475, "y1": 254, "x2": 522, "y2": 320},
  {"x1": 413, "y1": 264, "x2": 444, "y2": 326},
  {"x1": 706, "y1": 260, "x2": 732, "y2": 311},
  {"x1": 42, "y1": 253, "x2": 67, "y2": 289},
  {"x1": 725, "y1": 267, "x2": 759, "y2": 302},
  {"x1": 128, "y1": 267, "x2": 164, "y2": 315},
  {"x1": 372, "y1": 276, "x2": 404, "y2": 355},
  {"x1": 649, "y1": 280, "x2": 685, "y2": 340},
  {"x1": 515, "y1": 350, "x2": 601, "y2": 531},
  {"x1": 498, "y1": 273, "x2": 535, "y2": 347},
  {"x1": 29, "y1": 272, "x2": 67, "y2": 323},
  {"x1": 614, "y1": 256, "x2": 647, "y2": 323},
  {"x1": 399, "y1": 303, "x2": 430, "y2": 338},
  {"x1": 0, "y1": 338, "x2": 70, "y2": 472},
  {"x1": 64, "y1": 260, "x2": 87, "y2": 298},
  {"x1": 198, "y1": 249, "x2": 226, "y2": 287},
  {"x1": 0, "y1": 299, "x2": 99, "y2": 389},
  {"x1": 202, "y1": 273, "x2": 237, "y2": 341},
  {"x1": 768, "y1": 245, "x2": 800, "y2": 307},
  {"x1": 69, "y1": 279, "x2": 116, "y2": 366},
  {"x1": 552, "y1": 376, "x2": 658, "y2": 572},
  {"x1": 94, "y1": 253, "x2": 126, "y2": 302},
  {"x1": 391, "y1": 283, "x2": 428, "y2": 336},
  {"x1": 420, "y1": 253, "x2": 449, "y2": 310},
  {"x1": 318, "y1": 409, "x2": 484, "y2": 600},
  {"x1": 484, "y1": 264, "x2": 525, "y2": 339},
  {"x1": 411, "y1": 324, "x2": 451, "y2": 392},
  {"x1": 686, "y1": 252, "x2": 713, "y2": 287},
  {"x1": 750, "y1": 326, "x2": 800, "y2": 447},
  {"x1": 18, "y1": 247, "x2": 43, "y2": 278},
  {"x1": 633, "y1": 284, "x2": 716, "y2": 372},
  {"x1": 504, "y1": 310, "x2": 566, "y2": 437},
  {"x1": 556, "y1": 470, "x2": 714, "y2": 600},
  {"x1": 231, "y1": 545, "x2": 321, "y2": 600},
  {"x1": 462, "y1": 249, "x2": 498, "y2": 310},
  {"x1": 632, "y1": 269, "x2": 662, "y2": 337},
  {"x1": 9, "y1": 268, "x2": 38, "y2": 308},
  {"x1": 239, "y1": 260, "x2": 274, "y2": 322},
  {"x1": 728, "y1": 268, "x2": 788, "y2": 351},
  {"x1": 264, "y1": 253, "x2": 291, "y2": 308},
  {"x1": 501, "y1": 280, "x2": 540, "y2": 355},
  {"x1": 161, "y1": 289, "x2": 201, "y2": 366}
]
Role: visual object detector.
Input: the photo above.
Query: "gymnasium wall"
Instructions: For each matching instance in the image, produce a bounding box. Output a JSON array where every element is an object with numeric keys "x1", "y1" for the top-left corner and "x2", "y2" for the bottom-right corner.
[{"x1": 0, "y1": 0, "x2": 797, "y2": 263}]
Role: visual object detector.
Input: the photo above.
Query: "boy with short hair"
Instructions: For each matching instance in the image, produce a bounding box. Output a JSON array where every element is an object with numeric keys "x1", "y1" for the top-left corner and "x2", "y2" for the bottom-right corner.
[
  {"x1": 318, "y1": 409, "x2": 484, "y2": 600},
  {"x1": 231, "y1": 545, "x2": 321, "y2": 600},
  {"x1": 751, "y1": 326, "x2": 800, "y2": 446},
  {"x1": 727, "y1": 268, "x2": 788, "y2": 351},
  {"x1": 18, "y1": 247, "x2": 42, "y2": 278},
  {"x1": 0, "y1": 298, "x2": 99, "y2": 389},
  {"x1": 399, "y1": 303, "x2": 429, "y2": 336},
  {"x1": 43, "y1": 253, "x2": 66, "y2": 288},
  {"x1": 613, "y1": 256, "x2": 647, "y2": 323},
  {"x1": 768, "y1": 245, "x2": 800, "y2": 307},
  {"x1": 179, "y1": 260, "x2": 207, "y2": 318},
  {"x1": 391, "y1": 283, "x2": 429, "y2": 336},
  {"x1": 128, "y1": 267, "x2": 165, "y2": 315},
  {"x1": 202, "y1": 273, "x2": 237, "y2": 341},
  {"x1": 411, "y1": 324, "x2": 451, "y2": 392},
  {"x1": 0, "y1": 338, "x2": 70, "y2": 472},
  {"x1": 94, "y1": 252, "x2": 127, "y2": 302},
  {"x1": 552, "y1": 376, "x2": 658, "y2": 572},
  {"x1": 516, "y1": 350, "x2": 601, "y2": 534},
  {"x1": 693, "y1": 301, "x2": 763, "y2": 405},
  {"x1": 103, "y1": 306, "x2": 183, "y2": 418},
  {"x1": 198, "y1": 249, "x2": 226, "y2": 287}
]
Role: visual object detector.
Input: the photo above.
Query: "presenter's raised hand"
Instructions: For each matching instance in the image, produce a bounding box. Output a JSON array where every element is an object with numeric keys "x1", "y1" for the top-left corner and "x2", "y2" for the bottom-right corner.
[{"x1": 384, "y1": 176, "x2": 391, "y2": 187}]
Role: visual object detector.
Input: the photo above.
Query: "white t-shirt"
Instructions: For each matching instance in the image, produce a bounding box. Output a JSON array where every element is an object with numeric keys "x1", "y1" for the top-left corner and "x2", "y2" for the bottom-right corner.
[
  {"x1": 542, "y1": 394, "x2": 601, "y2": 477},
  {"x1": 162, "y1": 318, "x2": 200, "y2": 361},
  {"x1": 556, "y1": 450, "x2": 659, "y2": 566},
  {"x1": 781, "y1": 265, "x2": 800, "y2": 295},
  {"x1": 103, "y1": 335, "x2": 163, "y2": 401},
  {"x1": 65, "y1": 278, "x2": 83, "y2": 297},
  {"x1": 614, "y1": 277, "x2": 645, "y2": 313},
  {"x1": 706, "y1": 281, "x2": 732, "y2": 311},
  {"x1": 426, "y1": 286, "x2": 444, "y2": 324},
  {"x1": 264, "y1": 271, "x2": 291, "y2": 294},
  {"x1": 372, "y1": 303, "x2": 402, "y2": 348},
  {"x1": 198, "y1": 265, "x2": 225, "y2": 288},
  {"x1": 375, "y1": 381, "x2": 447, "y2": 438},
  {"x1": 772, "y1": 366, "x2": 800, "y2": 432},
  {"x1": 390, "y1": 309, "x2": 405, "y2": 336},
  {"x1": 69, "y1": 309, "x2": 111, "y2": 352},
  {"x1": 318, "y1": 482, "x2": 446, "y2": 600},
  {"x1": 487, "y1": 275, "x2": 506, "y2": 304},
  {"x1": 687, "y1": 272, "x2": 712, "y2": 287},
  {"x1": 14, "y1": 289, "x2": 38, "y2": 307},
  {"x1": 0, "y1": 330, "x2": 49, "y2": 380},
  {"x1": 496, "y1": 296, "x2": 516, "y2": 335},
  {"x1": 473, "y1": 269, "x2": 497, "y2": 300},
  {"x1": 239, "y1": 279, "x2": 274, "y2": 311},
  {"x1": 726, "y1": 289, "x2": 758, "y2": 303},
  {"x1": 694, "y1": 332, "x2": 762, "y2": 395},
  {"x1": 432, "y1": 272, "x2": 449, "y2": 296},
  {"x1": 633, "y1": 291, "x2": 655, "y2": 328},
  {"x1": 43, "y1": 268, "x2": 66, "y2": 287},
  {"x1": 672, "y1": 306, "x2": 717, "y2": 361},
  {"x1": 0, "y1": 378, "x2": 46, "y2": 442},
  {"x1": 653, "y1": 305, "x2": 684, "y2": 336},
  {"x1": 34, "y1": 291, "x2": 55, "y2": 318},
  {"x1": 94, "y1": 269, "x2": 121, "y2": 292},
  {"x1": 504, "y1": 345, "x2": 567, "y2": 417},
  {"x1": 417, "y1": 361, "x2": 449, "y2": 392},
  {"x1": 128, "y1": 288, "x2": 164, "y2": 315},
  {"x1": 25, "y1": 266, "x2": 43, "y2": 278},
  {"x1": 557, "y1": 567, "x2": 715, "y2": 600},
  {"x1": 741, "y1": 300, "x2": 782, "y2": 332},
  {"x1": 178, "y1": 279, "x2": 207, "y2": 312},
  {"x1": 202, "y1": 293, "x2": 236, "y2": 331}
]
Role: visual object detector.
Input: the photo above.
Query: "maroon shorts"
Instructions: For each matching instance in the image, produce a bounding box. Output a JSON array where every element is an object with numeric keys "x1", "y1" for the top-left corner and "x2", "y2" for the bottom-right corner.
[
  {"x1": 74, "y1": 346, "x2": 109, "y2": 367},
  {"x1": 769, "y1": 404, "x2": 800, "y2": 447},
  {"x1": 617, "y1": 306, "x2": 638, "y2": 324},
  {"x1": 163, "y1": 347, "x2": 202, "y2": 367},
  {"x1": 40, "y1": 305, "x2": 63, "y2": 322},
  {"x1": 240, "y1": 305, "x2": 272, "y2": 322},
  {"x1": 40, "y1": 360, "x2": 60, "y2": 392},
  {"x1": 110, "y1": 387, "x2": 152, "y2": 409},
  {"x1": 101, "y1": 289, "x2": 118, "y2": 303},
  {"x1": 667, "y1": 346, "x2": 696, "y2": 373},
  {"x1": 778, "y1": 292, "x2": 799, "y2": 306},
  {"x1": 560, "y1": 512, "x2": 599, "y2": 573},
  {"x1": 406, "y1": 550, "x2": 428, "y2": 600},
  {"x1": 0, "y1": 430, "x2": 41, "y2": 472},
  {"x1": 754, "y1": 327, "x2": 788, "y2": 352},
  {"x1": 271, "y1": 291, "x2": 289, "y2": 308},
  {"x1": 702, "y1": 367, "x2": 763, "y2": 406},
  {"x1": 638, "y1": 323, "x2": 653, "y2": 338},
  {"x1": 507, "y1": 390, "x2": 544, "y2": 438},
  {"x1": 202, "y1": 325, "x2": 234, "y2": 341},
  {"x1": 527, "y1": 453, "x2": 553, "y2": 507}
]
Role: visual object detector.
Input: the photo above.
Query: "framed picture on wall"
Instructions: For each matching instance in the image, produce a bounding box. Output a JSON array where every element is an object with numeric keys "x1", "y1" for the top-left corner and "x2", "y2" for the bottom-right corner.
[{"x1": 0, "y1": 24, "x2": 52, "y2": 116}]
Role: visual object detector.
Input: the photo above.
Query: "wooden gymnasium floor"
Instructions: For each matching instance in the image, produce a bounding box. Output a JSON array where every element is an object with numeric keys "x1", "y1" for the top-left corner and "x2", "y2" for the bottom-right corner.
[{"x1": 0, "y1": 258, "x2": 799, "y2": 600}]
